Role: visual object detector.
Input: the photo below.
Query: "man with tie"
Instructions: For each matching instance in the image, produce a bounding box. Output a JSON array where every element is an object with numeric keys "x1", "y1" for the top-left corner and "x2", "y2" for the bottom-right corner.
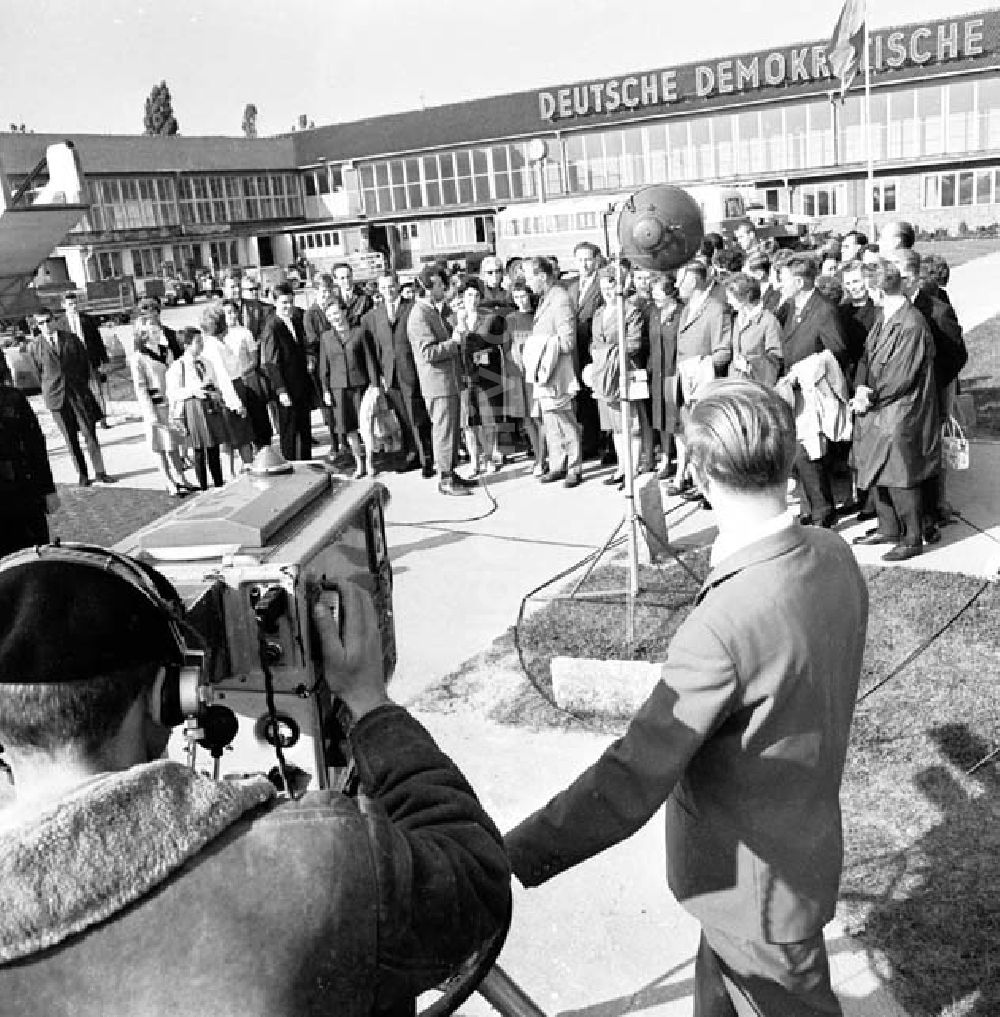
[
  {"x1": 565, "y1": 242, "x2": 605, "y2": 461},
  {"x1": 58, "y1": 292, "x2": 110, "y2": 428},
  {"x1": 363, "y1": 271, "x2": 433, "y2": 475},
  {"x1": 260, "y1": 283, "x2": 313, "y2": 460},
  {"x1": 778, "y1": 255, "x2": 848, "y2": 528},
  {"x1": 28, "y1": 308, "x2": 115, "y2": 487},
  {"x1": 221, "y1": 270, "x2": 270, "y2": 343},
  {"x1": 332, "y1": 263, "x2": 374, "y2": 328},
  {"x1": 407, "y1": 264, "x2": 474, "y2": 496}
]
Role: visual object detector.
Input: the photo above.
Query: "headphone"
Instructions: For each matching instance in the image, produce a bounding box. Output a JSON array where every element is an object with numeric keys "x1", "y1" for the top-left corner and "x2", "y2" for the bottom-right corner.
[{"x1": 0, "y1": 542, "x2": 207, "y2": 728}]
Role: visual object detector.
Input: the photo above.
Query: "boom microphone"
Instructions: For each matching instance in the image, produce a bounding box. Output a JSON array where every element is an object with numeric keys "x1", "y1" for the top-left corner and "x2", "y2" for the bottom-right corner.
[{"x1": 617, "y1": 184, "x2": 705, "y2": 271}]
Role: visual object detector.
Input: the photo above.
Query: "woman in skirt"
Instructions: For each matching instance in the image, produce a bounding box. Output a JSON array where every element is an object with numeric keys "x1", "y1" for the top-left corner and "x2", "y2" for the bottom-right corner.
[
  {"x1": 166, "y1": 328, "x2": 230, "y2": 490},
  {"x1": 129, "y1": 319, "x2": 196, "y2": 497},
  {"x1": 222, "y1": 298, "x2": 273, "y2": 452},
  {"x1": 199, "y1": 303, "x2": 253, "y2": 474},
  {"x1": 318, "y1": 297, "x2": 379, "y2": 478},
  {"x1": 504, "y1": 280, "x2": 546, "y2": 475}
]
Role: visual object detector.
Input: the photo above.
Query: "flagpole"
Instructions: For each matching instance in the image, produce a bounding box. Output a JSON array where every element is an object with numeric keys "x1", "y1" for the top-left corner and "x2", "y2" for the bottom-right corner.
[{"x1": 864, "y1": 5, "x2": 875, "y2": 241}]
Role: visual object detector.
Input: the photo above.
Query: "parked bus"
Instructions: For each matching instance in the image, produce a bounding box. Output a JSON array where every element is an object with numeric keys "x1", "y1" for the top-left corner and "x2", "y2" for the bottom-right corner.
[{"x1": 494, "y1": 186, "x2": 751, "y2": 266}]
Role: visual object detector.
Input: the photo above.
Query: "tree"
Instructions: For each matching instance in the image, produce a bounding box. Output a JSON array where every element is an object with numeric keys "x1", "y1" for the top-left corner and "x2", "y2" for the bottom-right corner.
[
  {"x1": 144, "y1": 81, "x2": 179, "y2": 136},
  {"x1": 242, "y1": 103, "x2": 258, "y2": 139}
]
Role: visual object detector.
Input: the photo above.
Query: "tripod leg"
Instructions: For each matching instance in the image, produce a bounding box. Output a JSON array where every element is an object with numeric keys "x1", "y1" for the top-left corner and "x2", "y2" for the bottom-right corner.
[{"x1": 568, "y1": 517, "x2": 624, "y2": 597}]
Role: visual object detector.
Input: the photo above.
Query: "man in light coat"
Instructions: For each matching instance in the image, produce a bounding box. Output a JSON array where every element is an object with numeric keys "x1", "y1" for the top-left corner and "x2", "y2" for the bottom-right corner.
[
  {"x1": 527, "y1": 256, "x2": 583, "y2": 488},
  {"x1": 407, "y1": 264, "x2": 475, "y2": 496},
  {"x1": 506, "y1": 379, "x2": 868, "y2": 1017}
]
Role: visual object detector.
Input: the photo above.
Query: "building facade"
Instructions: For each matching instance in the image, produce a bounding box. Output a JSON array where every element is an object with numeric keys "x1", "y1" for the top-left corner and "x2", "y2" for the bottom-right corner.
[{"x1": 1, "y1": 8, "x2": 999, "y2": 294}]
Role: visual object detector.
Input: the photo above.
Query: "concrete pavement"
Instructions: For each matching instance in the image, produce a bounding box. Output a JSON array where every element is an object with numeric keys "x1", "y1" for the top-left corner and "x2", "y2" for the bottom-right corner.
[{"x1": 30, "y1": 255, "x2": 1000, "y2": 1016}]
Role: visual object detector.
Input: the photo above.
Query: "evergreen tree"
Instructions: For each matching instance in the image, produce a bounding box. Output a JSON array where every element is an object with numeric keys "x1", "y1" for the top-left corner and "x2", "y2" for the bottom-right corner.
[
  {"x1": 242, "y1": 103, "x2": 258, "y2": 139},
  {"x1": 144, "y1": 81, "x2": 179, "y2": 136}
]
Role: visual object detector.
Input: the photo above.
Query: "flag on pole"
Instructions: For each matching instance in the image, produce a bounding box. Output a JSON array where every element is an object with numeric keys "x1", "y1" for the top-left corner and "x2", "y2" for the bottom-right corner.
[{"x1": 828, "y1": 0, "x2": 866, "y2": 96}]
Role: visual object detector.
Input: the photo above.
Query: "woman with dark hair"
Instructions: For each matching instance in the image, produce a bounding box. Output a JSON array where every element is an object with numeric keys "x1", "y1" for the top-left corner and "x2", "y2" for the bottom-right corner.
[
  {"x1": 318, "y1": 296, "x2": 379, "y2": 478},
  {"x1": 647, "y1": 272, "x2": 682, "y2": 479},
  {"x1": 504, "y1": 280, "x2": 546, "y2": 475},
  {"x1": 165, "y1": 328, "x2": 229, "y2": 490},
  {"x1": 587, "y1": 265, "x2": 650, "y2": 489},
  {"x1": 724, "y1": 273, "x2": 783, "y2": 387},
  {"x1": 454, "y1": 278, "x2": 505, "y2": 474}
]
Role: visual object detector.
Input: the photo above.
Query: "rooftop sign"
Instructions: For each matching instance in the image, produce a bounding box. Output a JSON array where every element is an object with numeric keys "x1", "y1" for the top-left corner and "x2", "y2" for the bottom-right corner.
[{"x1": 538, "y1": 15, "x2": 993, "y2": 123}]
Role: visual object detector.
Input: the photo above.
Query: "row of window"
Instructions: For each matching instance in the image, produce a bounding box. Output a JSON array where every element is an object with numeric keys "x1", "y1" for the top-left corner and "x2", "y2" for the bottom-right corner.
[
  {"x1": 923, "y1": 167, "x2": 1000, "y2": 208},
  {"x1": 93, "y1": 240, "x2": 247, "y2": 281},
  {"x1": 299, "y1": 230, "x2": 343, "y2": 250},
  {"x1": 357, "y1": 144, "x2": 538, "y2": 216},
  {"x1": 338, "y1": 78, "x2": 1000, "y2": 218},
  {"x1": 78, "y1": 174, "x2": 304, "y2": 232}
]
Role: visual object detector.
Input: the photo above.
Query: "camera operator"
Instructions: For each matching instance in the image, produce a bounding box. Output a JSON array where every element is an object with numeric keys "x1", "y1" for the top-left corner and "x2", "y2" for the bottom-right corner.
[
  {"x1": 0, "y1": 547, "x2": 510, "y2": 1016},
  {"x1": 505, "y1": 380, "x2": 869, "y2": 1016}
]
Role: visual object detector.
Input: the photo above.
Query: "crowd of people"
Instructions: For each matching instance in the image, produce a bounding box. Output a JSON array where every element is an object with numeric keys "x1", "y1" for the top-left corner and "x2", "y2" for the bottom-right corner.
[{"x1": 1, "y1": 218, "x2": 967, "y2": 562}]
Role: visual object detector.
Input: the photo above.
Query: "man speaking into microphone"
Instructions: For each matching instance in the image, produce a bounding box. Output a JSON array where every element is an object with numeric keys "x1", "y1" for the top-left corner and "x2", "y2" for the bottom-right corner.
[{"x1": 506, "y1": 380, "x2": 868, "y2": 1016}]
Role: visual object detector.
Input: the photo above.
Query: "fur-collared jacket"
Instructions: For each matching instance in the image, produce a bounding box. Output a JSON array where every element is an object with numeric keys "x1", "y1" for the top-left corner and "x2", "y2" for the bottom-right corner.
[{"x1": 0, "y1": 705, "x2": 510, "y2": 1017}]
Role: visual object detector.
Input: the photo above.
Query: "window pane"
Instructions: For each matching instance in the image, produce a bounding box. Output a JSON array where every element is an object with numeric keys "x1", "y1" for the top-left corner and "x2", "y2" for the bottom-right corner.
[
  {"x1": 304, "y1": 173, "x2": 317, "y2": 197},
  {"x1": 941, "y1": 174, "x2": 956, "y2": 206},
  {"x1": 959, "y1": 171, "x2": 974, "y2": 205},
  {"x1": 883, "y1": 182, "x2": 897, "y2": 212},
  {"x1": 977, "y1": 170, "x2": 992, "y2": 204}
]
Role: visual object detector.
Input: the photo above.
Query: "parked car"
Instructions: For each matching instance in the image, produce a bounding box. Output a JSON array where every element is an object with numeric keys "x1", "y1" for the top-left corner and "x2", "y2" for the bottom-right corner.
[{"x1": 163, "y1": 277, "x2": 196, "y2": 306}]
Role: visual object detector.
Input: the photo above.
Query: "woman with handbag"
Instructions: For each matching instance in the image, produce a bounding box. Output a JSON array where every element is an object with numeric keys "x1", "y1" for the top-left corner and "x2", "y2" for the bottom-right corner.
[
  {"x1": 318, "y1": 296, "x2": 379, "y2": 479},
  {"x1": 165, "y1": 328, "x2": 230, "y2": 490},
  {"x1": 588, "y1": 266, "x2": 650, "y2": 490},
  {"x1": 128, "y1": 320, "x2": 196, "y2": 497}
]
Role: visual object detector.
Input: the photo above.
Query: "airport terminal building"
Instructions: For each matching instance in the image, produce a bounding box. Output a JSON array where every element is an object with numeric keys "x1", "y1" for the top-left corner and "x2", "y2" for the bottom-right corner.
[{"x1": 2, "y1": 8, "x2": 999, "y2": 291}]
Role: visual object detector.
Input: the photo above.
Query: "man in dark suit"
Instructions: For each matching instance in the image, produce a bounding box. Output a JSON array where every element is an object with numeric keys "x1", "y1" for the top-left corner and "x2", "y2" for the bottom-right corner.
[
  {"x1": 565, "y1": 242, "x2": 604, "y2": 460},
  {"x1": 893, "y1": 249, "x2": 967, "y2": 537},
  {"x1": 506, "y1": 380, "x2": 868, "y2": 1016},
  {"x1": 58, "y1": 292, "x2": 110, "y2": 427},
  {"x1": 260, "y1": 284, "x2": 313, "y2": 461},
  {"x1": 778, "y1": 254, "x2": 848, "y2": 527},
  {"x1": 332, "y1": 263, "x2": 374, "y2": 327},
  {"x1": 28, "y1": 308, "x2": 114, "y2": 487},
  {"x1": 363, "y1": 271, "x2": 433, "y2": 475},
  {"x1": 303, "y1": 273, "x2": 341, "y2": 458}
]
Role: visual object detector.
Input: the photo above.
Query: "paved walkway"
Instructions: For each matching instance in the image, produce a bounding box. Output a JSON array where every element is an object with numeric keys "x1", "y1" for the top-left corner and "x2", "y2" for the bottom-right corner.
[{"x1": 30, "y1": 254, "x2": 1000, "y2": 1016}]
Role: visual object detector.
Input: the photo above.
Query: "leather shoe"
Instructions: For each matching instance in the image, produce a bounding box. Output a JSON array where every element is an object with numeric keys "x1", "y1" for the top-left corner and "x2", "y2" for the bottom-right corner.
[
  {"x1": 95, "y1": 473, "x2": 117, "y2": 484},
  {"x1": 852, "y1": 529, "x2": 898, "y2": 546},
  {"x1": 603, "y1": 473, "x2": 625, "y2": 486},
  {"x1": 421, "y1": 463, "x2": 435, "y2": 479},
  {"x1": 438, "y1": 477, "x2": 471, "y2": 497},
  {"x1": 924, "y1": 525, "x2": 942, "y2": 545},
  {"x1": 857, "y1": 508, "x2": 877, "y2": 521},
  {"x1": 882, "y1": 543, "x2": 923, "y2": 562},
  {"x1": 452, "y1": 473, "x2": 477, "y2": 489},
  {"x1": 563, "y1": 472, "x2": 583, "y2": 489},
  {"x1": 539, "y1": 469, "x2": 566, "y2": 484},
  {"x1": 396, "y1": 456, "x2": 420, "y2": 473},
  {"x1": 681, "y1": 486, "x2": 704, "y2": 502}
]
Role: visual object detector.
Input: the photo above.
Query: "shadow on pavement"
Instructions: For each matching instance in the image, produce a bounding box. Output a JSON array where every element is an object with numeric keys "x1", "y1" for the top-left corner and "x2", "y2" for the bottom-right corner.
[{"x1": 842, "y1": 723, "x2": 1000, "y2": 1016}]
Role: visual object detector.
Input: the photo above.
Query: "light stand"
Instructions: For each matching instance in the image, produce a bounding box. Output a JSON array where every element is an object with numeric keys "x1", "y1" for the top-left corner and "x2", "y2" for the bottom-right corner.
[{"x1": 553, "y1": 186, "x2": 705, "y2": 653}]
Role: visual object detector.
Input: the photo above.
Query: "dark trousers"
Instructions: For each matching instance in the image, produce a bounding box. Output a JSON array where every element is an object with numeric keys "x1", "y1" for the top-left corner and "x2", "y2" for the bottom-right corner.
[
  {"x1": 793, "y1": 446, "x2": 834, "y2": 524},
  {"x1": 920, "y1": 471, "x2": 943, "y2": 529},
  {"x1": 0, "y1": 505, "x2": 50, "y2": 557},
  {"x1": 694, "y1": 927, "x2": 841, "y2": 1017},
  {"x1": 52, "y1": 406, "x2": 105, "y2": 481},
  {"x1": 193, "y1": 447, "x2": 224, "y2": 490},
  {"x1": 576, "y1": 386, "x2": 602, "y2": 458},
  {"x1": 386, "y1": 380, "x2": 433, "y2": 465},
  {"x1": 278, "y1": 399, "x2": 312, "y2": 461},
  {"x1": 874, "y1": 484, "x2": 923, "y2": 546},
  {"x1": 426, "y1": 393, "x2": 460, "y2": 476}
]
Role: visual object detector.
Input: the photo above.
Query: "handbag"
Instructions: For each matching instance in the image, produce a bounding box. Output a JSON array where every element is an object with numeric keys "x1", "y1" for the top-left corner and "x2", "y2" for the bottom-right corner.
[{"x1": 941, "y1": 416, "x2": 970, "y2": 471}]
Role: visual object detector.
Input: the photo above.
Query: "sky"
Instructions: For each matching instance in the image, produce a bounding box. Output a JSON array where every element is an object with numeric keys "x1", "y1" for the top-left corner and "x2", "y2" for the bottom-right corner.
[{"x1": 0, "y1": 0, "x2": 994, "y2": 137}]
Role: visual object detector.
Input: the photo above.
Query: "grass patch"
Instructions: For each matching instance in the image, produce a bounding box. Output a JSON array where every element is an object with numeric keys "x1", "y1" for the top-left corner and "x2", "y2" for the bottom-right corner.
[
  {"x1": 417, "y1": 560, "x2": 1000, "y2": 1014},
  {"x1": 960, "y1": 312, "x2": 1000, "y2": 438}
]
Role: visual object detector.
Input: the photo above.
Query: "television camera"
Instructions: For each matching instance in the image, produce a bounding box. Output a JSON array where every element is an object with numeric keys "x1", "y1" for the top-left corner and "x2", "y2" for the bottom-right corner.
[{"x1": 114, "y1": 454, "x2": 395, "y2": 791}]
